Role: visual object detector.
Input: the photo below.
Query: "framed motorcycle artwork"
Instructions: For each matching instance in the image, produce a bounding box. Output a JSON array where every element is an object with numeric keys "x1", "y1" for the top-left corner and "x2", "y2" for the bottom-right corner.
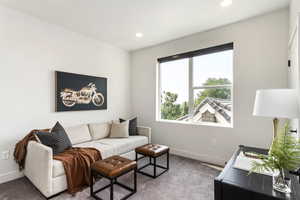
[{"x1": 55, "y1": 71, "x2": 107, "y2": 112}]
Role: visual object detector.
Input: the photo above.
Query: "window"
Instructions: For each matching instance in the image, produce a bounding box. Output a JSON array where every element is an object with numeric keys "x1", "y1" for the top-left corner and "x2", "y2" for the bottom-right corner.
[{"x1": 157, "y1": 43, "x2": 233, "y2": 127}]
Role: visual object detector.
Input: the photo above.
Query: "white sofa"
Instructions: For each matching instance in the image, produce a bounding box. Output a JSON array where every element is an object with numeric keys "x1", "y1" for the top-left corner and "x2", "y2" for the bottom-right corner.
[{"x1": 24, "y1": 122, "x2": 151, "y2": 198}]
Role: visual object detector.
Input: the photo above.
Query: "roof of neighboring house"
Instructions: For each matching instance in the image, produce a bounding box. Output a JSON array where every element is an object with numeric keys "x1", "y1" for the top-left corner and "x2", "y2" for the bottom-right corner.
[
  {"x1": 194, "y1": 97, "x2": 231, "y2": 122},
  {"x1": 178, "y1": 97, "x2": 232, "y2": 123}
]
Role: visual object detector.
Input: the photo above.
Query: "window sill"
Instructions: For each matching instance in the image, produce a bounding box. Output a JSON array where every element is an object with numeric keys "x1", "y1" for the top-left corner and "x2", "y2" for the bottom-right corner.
[{"x1": 156, "y1": 119, "x2": 233, "y2": 128}]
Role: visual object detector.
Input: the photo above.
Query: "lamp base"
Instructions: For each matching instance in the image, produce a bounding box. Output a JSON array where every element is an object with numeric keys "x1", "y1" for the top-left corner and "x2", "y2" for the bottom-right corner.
[
  {"x1": 269, "y1": 118, "x2": 279, "y2": 154},
  {"x1": 272, "y1": 118, "x2": 279, "y2": 139}
]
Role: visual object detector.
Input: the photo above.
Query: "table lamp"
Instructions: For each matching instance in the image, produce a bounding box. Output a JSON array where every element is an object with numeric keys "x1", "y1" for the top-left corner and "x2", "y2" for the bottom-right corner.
[{"x1": 253, "y1": 89, "x2": 300, "y2": 139}]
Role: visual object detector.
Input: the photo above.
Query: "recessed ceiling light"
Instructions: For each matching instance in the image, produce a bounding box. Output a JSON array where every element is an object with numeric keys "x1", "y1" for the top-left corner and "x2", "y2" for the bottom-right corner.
[
  {"x1": 220, "y1": 0, "x2": 232, "y2": 7},
  {"x1": 136, "y1": 32, "x2": 143, "y2": 38}
]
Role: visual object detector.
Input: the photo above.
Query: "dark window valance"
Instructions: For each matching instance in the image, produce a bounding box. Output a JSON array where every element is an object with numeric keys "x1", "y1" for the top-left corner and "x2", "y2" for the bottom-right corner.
[{"x1": 157, "y1": 42, "x2": 234, "y2": 63}]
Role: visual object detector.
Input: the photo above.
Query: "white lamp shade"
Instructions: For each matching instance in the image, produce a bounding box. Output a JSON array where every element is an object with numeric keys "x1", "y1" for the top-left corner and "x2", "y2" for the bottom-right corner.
[{"x1": 253, "y1": 89, "x2": 300, "y2": 119}]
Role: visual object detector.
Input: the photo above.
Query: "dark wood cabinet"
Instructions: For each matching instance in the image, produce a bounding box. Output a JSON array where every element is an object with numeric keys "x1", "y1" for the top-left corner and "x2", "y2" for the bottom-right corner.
[{"x1": 214, "y1": 145, "x2": 300, "y2": 200}]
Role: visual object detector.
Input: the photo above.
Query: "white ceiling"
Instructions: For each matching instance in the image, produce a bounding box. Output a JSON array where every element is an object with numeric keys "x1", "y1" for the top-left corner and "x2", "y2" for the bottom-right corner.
[{"x1": 0, "y1": 0, "x2": 289, "y2": 51}]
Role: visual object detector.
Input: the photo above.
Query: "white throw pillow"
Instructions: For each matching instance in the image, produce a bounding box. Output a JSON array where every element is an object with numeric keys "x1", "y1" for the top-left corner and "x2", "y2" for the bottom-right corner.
[
  {"x1": 109, "y1": 120, "x2": 129, "y2": 138},
  {"x1": 88, "y1": 122, "x2": 111, "y2": 140},
  {"x1": 64, "y1": 124, "x2": 92, "y2": 145}
]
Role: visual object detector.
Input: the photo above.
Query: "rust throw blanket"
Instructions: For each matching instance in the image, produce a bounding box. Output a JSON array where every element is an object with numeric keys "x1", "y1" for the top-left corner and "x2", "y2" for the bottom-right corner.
[
  {"x1": 14, "y1": 131, "x2": 101, "y2": 194},
  {"x1": 54, "y1": 147, "x2": 101, "y2": 194}
]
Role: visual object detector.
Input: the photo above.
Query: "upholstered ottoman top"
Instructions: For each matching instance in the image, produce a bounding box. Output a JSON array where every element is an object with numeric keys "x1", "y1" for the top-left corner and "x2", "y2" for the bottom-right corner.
[
  {"x1": 91, "y1": 155, "x2": 137, "y2": 178},
  {"x1": 135, "y1": 144, "x2": 169, "y2": 157}
]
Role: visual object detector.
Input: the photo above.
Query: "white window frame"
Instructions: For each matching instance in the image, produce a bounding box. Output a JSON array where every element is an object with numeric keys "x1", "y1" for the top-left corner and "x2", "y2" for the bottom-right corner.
[{"x1": 156, "y1": 43, "x2": 234, "y2": 128}]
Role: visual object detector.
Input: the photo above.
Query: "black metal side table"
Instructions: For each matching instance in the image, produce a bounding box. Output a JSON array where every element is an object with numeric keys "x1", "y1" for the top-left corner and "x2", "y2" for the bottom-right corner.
[
  {"x1": 90, "y1": 155, "x2": 137, "y2": 200},
  {"x1": 135, "y1": 144, "x2": 169, "y2": 178}
]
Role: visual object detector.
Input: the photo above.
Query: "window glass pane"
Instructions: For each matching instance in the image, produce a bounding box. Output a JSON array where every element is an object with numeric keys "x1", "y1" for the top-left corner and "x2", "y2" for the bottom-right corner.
[
  {"x1": 193, "y1": 50, "x2": 233, "y2": 87},
  {"x1": 179, "y1": 88, "x2": 232, "y2": 125},
  {"x1": 160, "y1": 59, "x2": 189, "y2": 120},
  {"x1": 158, "y1": 45, "x2": 233, "y2": 127}
]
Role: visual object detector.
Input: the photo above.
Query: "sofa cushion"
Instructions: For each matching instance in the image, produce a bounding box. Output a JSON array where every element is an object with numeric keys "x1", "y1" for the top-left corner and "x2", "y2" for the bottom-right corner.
[
  {"x1": 109, "y1": 121, "x2": 129, "y2": 138},
  {"x1": 52, "y1": 141, "x2": 115, "y2": 177},
  {"x1": 74, "y1": 141, "x2": 115, "y2": 159},
  {"x1": 91, "y1": 142, "x2": 115, "y2": 159},
  {"x1": 120, "y1": 117, "x2": 138, "y2": 136},
  {"x1": 98, "y1": 136, "x2": 148, "y2": 155},
  {"x1": 52, "y1": 136, "x2": 148, "y2": 178},
  {"x1": 88, "y1": 122, "x2": 111, "y2": 140},
  {"x1": 64, "y1": 124, "x2": 91, "y2": 145},
  {"x1": 35, "y1": 122, "x2": 72, "y2": 155}
]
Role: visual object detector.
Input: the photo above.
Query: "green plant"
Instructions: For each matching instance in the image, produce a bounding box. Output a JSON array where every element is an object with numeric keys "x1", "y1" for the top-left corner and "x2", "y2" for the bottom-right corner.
[
  {"x1": 250, "y1": 122, "x2": 300, "y2": 178},
  {"x1": 161, "y1": 91, "x2": 182, "y2": 120},
  {"x1": 194, "y1": 78, "x2": 231, "y2": 107}
]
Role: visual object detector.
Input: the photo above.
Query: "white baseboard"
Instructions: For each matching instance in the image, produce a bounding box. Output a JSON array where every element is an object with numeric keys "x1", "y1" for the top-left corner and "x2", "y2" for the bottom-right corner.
[
  {"x1": 170, "y1": 147, "x2": 227, "y2": 166},
  {"x1": 0, "y1": 170, "x2": 24, "y2": 184}
]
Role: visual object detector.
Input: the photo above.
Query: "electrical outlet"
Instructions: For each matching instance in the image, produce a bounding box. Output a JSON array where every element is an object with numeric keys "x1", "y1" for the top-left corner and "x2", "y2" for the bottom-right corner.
[{"x1": 2, "y1": 150, "x2": 10, "y2": 160}]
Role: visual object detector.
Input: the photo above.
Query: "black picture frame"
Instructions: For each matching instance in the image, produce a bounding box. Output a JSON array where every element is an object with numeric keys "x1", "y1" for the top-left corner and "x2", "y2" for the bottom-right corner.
[{"x1": 55, "y1": 71, "x2": 107, "y2": 112}]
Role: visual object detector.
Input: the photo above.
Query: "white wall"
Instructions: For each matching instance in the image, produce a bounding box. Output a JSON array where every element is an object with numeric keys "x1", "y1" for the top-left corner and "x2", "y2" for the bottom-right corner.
[
  {"x1": 289, "y1": 0, "x2": 300, "y2": 137},
  {"x1": 0, "y1": 5, "x2": 131, "y2": 183},
  {"x1": 290, "y1": 0, "x2": 300, "y2": 36},
  {"x1": 131, "y1": 9, "x2": 289, "y2": 165}
]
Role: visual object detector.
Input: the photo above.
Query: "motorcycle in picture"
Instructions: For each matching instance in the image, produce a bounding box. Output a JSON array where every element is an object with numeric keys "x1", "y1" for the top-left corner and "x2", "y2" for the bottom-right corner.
[{"x1": 60, "y1": 83, "x2": 105, "y2": 107}]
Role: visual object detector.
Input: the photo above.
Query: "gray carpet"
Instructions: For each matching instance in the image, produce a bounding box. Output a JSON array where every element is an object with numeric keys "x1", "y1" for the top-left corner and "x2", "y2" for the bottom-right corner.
[{"x1": 0, "y1": 155, "x2": 220, "y2": 200}]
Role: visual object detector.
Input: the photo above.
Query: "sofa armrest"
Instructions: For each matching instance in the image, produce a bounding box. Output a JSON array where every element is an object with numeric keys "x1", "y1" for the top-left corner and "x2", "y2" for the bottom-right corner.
[
  {"x1": 24, "y1": 141, "x2": 53, "y2": 197},
  {"x1": 137, "y1": 126, "x2": 151, "y2": 143}
]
